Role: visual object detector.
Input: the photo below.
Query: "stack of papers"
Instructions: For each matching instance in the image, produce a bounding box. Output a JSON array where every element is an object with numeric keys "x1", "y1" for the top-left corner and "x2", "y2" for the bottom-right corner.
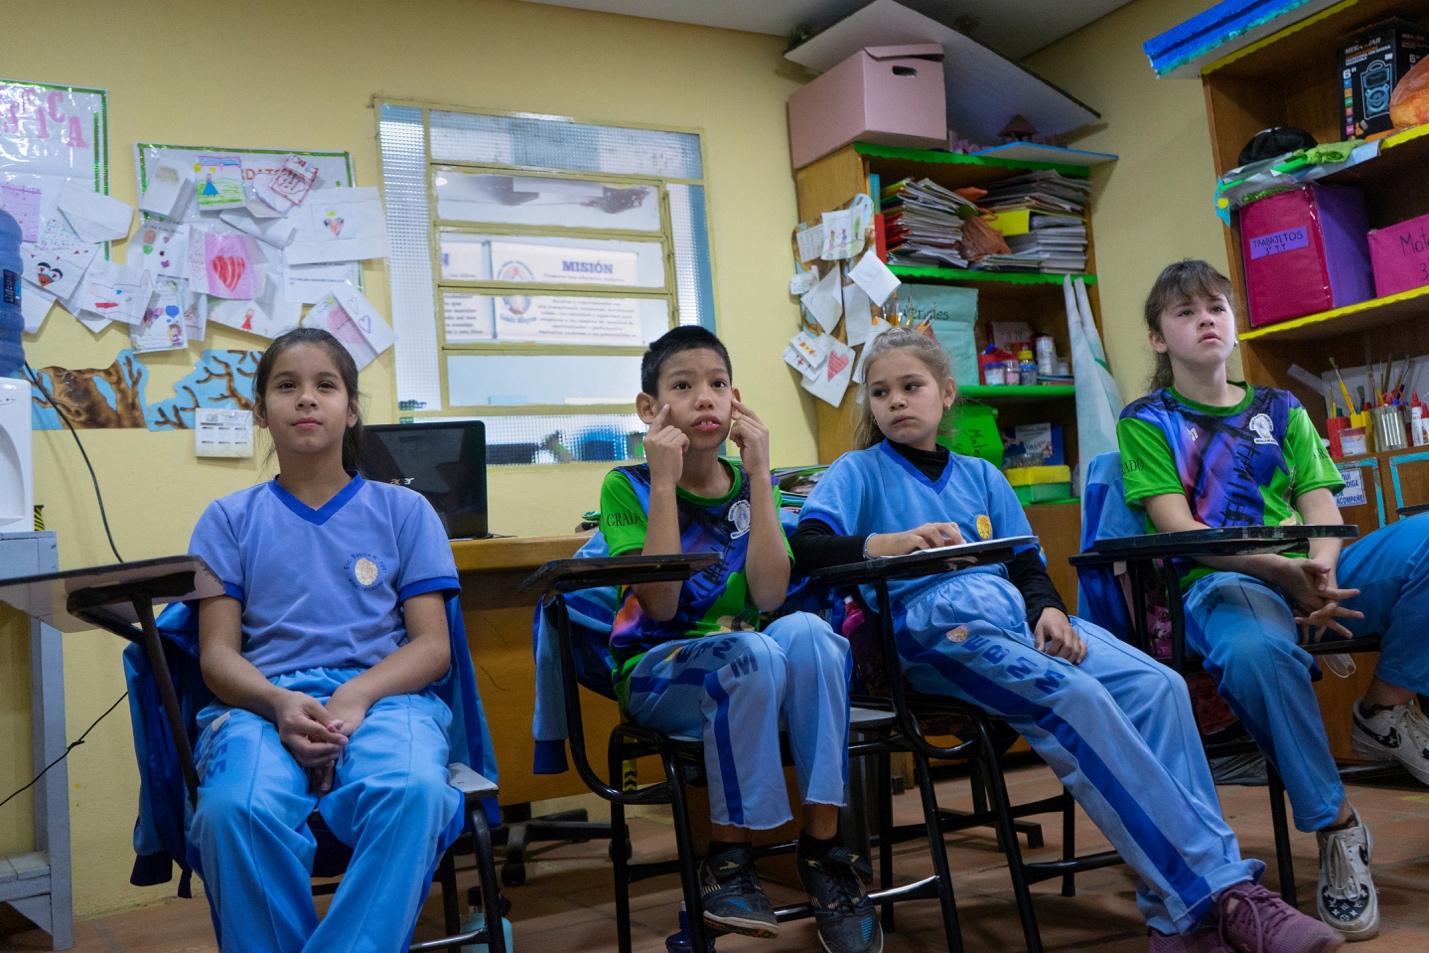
[
  {"x1": 881, "y1": 178, "x2": 977, "y2": 269},
  {"x1": 982, "y1": 171, "x2": 1091, "y2": 274}
]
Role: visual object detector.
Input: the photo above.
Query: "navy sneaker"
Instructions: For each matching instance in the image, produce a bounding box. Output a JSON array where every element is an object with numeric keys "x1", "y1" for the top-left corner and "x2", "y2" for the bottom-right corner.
[
  {"x1": 797, "y1": 842, "x2": 882, "y2": 953},
  {"x1": 699, "y1": 843, "x2": 779, "y2": 937}
]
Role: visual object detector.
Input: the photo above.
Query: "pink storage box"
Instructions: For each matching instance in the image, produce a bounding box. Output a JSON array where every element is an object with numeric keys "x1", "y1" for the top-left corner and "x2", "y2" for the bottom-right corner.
[
  {"x1": 1369, "y1": 212, "x2": 1429, "y2": 298},
  {"x1": 788, "y1": 44, "x2": 947, "y2": 170},
  {"x1": 1239, "y1": 183, "x2": 1374, "y2": 327}
]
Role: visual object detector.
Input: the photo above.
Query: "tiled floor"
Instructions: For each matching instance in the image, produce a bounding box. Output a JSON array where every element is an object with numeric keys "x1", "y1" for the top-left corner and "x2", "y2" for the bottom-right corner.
[{"x1": 9, "y1": 764, "x2": 1429, "y2": 952}]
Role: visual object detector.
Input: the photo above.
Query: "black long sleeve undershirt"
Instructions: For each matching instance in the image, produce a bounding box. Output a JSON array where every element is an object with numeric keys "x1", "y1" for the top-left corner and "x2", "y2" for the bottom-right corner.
[{"x1": 790, "y1": 441, "x2": 1068, "y2": 628}]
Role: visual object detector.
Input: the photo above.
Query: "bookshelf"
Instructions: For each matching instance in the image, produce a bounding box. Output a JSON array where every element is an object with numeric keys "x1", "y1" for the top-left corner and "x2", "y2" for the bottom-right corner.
[
  {"x1": 1200, "y1": 0, "x2": 1429, "y2": 525},
  {"x1": 793, "y1": 142, "x2": 1108, "y2": 603},
  {"x1": 1197, "y1": 0, "x2": 1429, "y2": 760}
]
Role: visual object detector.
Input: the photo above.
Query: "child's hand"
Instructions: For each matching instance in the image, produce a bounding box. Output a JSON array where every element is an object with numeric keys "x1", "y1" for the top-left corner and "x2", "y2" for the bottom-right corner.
[
  {"x1": 273, "y1": 690, "x2": 347, "y2": 767},
  {"x1": 866, "y1": 522, "x2": 965, "y2": 557},
  {"x1": 728, "y1": 398, "x2": 770, "y2": 473},
  {"x1": 1034, "y1": 608, "x2": 1087, "y2": 664},
  {"x1": 324, "y1": 683, "x2": 373, "y2": 739},
  {"x1": 1271, "y1": 557, "x2": 1363, "y2": 640},
  {"x1": 644, "y1": 404, "x2": 688, "y2": 487}
]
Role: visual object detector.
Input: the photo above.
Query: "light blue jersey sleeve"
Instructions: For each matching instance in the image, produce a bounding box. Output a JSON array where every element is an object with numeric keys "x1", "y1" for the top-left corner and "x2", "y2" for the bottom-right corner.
[
  {"x1": 394, "y1": 495, "x2": 461, "y2": 601},
  {"x1": 189, "y1": 500, "x2": 245, "y2": 603},
  {"x1": 799, "y1": 453, "x2": 870, "y2": 537}
]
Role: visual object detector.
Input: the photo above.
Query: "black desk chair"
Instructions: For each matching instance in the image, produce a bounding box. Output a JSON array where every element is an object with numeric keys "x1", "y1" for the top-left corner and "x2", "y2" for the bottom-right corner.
[
  {"x1": 807, "y1": 538, "x2": 1123, "y2": 953},
  {"x1": 0, "y1": 556, "x2": 506, "y2": 953},
  {"x1": 524, "y1": 552, "x2": 961, "y2": 953},
  {"x1": 1071, "y1": 522, "x2": 1404, "y2": 908}
]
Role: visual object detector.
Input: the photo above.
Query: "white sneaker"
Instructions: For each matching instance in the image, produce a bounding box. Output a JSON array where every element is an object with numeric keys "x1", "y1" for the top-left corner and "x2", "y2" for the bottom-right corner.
[
  {"x1": 1352, "y1": 698, "x2": 1429, "y2": 784},
  {"x1": 1316, "y1": 812, "x2": 1378, "y2": 941}
]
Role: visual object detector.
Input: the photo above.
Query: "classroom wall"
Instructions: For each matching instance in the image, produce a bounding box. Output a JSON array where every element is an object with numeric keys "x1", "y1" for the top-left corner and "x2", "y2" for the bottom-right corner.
[
  {"x1": 4, "y1": 0, "x2": 811, "y2": 917},
  {"x1": 1026, "y1": 0, "x2": 1242, "y2": 395}
]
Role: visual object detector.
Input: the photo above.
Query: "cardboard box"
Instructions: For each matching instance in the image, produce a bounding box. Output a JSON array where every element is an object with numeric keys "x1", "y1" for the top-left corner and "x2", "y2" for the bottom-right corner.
[
  {"x1": 788, "y1": 44, "x2": 947, "y2": 170},
  {"x1": 1339, "y1": 19, "x2": 1429, "y2": 139},
  {"x1": 1240, "y1": 184, "x2": 1373, "y2": 327},
  {"x1": 1369, "y1": 210, "x2": 1429, "y2": 297}
]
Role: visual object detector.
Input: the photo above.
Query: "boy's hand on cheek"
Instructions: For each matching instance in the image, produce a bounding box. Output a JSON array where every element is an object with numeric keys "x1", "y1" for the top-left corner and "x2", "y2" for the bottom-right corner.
[
  {"x1": 644, "y1": 404, "x2": 688, "y2": 487},
  {"x1": 729, "y1": 398, "x2": 770, "y2": 473}
]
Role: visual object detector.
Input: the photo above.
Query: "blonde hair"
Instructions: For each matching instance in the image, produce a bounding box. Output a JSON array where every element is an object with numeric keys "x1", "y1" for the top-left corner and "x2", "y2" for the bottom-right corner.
[{"x1": 853, "y1": 327, "x2": 954, "y2": 449}]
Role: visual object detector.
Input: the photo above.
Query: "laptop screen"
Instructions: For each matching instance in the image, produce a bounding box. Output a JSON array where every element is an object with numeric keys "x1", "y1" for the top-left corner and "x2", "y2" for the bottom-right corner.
[{"x1": 358, "y1": 421, "x2": 488, "y2": 540}]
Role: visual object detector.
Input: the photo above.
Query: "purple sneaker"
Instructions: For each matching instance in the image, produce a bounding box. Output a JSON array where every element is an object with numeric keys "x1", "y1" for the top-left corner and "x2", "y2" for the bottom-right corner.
[
  {"x1": 1216, "y1": 882, "x2": 1345, "y2": 953},
  {"x1": 1147, "y1": 928, "x2": 1232, "y2": 952}
]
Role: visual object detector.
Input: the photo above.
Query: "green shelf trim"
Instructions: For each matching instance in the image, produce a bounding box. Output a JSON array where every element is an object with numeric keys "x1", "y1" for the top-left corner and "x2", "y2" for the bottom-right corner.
[
  {"x1": 854, "y1": 142, "x2": 1092, "y2": 178},
  {"x1": 889, "y1": 265, "x2": 1097, "y2": 286},
  {"x1": 960, "y1": 385, "x2": 1076, "y2": 399}
]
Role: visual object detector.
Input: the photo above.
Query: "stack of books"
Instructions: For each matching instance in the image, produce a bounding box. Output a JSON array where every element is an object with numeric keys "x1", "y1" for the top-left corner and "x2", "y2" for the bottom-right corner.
[
  {"x1": 981, "y1": 171, "x2": 1092, "y2": 273},
  {"x1": 881, "y1": 178, "x2": 978, "y2": 268}
]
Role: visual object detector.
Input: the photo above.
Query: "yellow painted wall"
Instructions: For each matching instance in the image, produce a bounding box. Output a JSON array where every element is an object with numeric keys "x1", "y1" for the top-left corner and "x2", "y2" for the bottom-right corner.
[
  {"x1": 1027, "y1": 0, "x2": 1242, "y2": 395},
  {"x1": 4, "y1": 0, "x2": 813, "y2": 917}
]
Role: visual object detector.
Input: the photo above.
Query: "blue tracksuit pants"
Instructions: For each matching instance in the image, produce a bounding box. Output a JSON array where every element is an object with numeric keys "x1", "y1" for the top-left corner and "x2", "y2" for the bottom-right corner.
[
  {"x1": 187, "y1": 667, "x2": 462, "y2": 953},
  {"x1": 899, "y1": 573, "x2": 1261, "y2": 935},
  {"x1": 1184, "y1": 513, "x2": 1429, "y2": 832},
  {"x1": 623, "y1": 611, "x2": 852, "y2": 830}
]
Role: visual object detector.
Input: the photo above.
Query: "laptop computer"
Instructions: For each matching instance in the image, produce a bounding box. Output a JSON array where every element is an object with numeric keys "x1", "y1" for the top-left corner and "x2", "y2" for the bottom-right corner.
[{"x1": 358, "y1": 421, "x2": 489, "y2": 540}]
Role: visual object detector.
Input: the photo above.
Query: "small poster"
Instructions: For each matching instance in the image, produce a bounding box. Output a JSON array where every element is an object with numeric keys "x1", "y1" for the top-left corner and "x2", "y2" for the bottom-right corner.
[
  {"x1": 1334, "y1": 466, "x2": 1367, "y2": 509},
  {"x1": 194, "y1": 153, "x2": 245, "y2": 209}
]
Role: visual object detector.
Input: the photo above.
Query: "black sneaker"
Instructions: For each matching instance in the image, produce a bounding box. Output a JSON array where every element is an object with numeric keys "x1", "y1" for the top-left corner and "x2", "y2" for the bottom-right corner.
[
  {"x1": 699, "y1": 843, "x2": 779, "y2": 937},
  {"x1": 797, "y1": 842, "x2": 883, "y2": 953}
]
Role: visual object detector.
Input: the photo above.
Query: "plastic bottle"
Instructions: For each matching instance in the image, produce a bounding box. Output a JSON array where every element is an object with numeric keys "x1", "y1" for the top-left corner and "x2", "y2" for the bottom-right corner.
[
  {"x1": 841, "y1": 595, "x2": 867, "y2": 637},
  {"x1": 1413, "y1": 393, "x2": 1426, "y2": 448},
  {"x1": 0, "y1": 210, "x2": 25, "y2": 379},
  {"x1": 665, "y1": 904, "x2": 716, "y2": 952},
  {"x1": 1018, "y1": 348, "x2": 1038, "y2": 387},
  {"x1": 1033, "y1": 335, "x2": 1057, "y2": 376}
]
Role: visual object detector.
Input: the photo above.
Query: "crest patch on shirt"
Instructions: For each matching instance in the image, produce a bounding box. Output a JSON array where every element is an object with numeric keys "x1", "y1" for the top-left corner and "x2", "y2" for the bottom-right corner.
[
  {"x1": 729, "y1": 499, "x2": 752, "y2": 539},
  {"x1": 946, "y1": 626, "x2": 969, "y2": 643},
  {"x1": 975, "y1": 514, "x2": 992, "y2": 540},
  {"x1": 347, "y1": 553, "x2": 383, "y2": 589},
  {"x1": 1249, "y1": 412, "x2": 1275, "y2": 444}
]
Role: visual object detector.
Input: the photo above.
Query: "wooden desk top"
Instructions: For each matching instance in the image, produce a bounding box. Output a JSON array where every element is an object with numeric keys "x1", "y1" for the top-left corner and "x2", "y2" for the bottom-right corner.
[{"x1": 451, "y1": 534, "x2": 590, "y2": 573}]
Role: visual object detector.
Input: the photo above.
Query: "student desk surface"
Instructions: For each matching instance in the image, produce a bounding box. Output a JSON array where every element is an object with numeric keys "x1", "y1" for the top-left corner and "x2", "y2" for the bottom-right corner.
[{"x1": 451, "y1": 534, "x2": 609, "y2": 807}]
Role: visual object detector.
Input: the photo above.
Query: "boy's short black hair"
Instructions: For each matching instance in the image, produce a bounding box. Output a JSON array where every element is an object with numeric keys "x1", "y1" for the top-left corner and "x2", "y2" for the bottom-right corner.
[{"x1": 640, "y1": 326, "x2": 733, "y2": 395}]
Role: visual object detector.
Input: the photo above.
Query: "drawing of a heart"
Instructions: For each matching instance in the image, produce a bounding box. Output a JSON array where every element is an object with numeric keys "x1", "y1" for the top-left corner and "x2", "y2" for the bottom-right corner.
[
  {"x1": 210, "y1": 255, "x2": 247, "y2": 291},
  {"x1": 324, "y1": 214, "x2": 344, "y2": 237},
  {"x1": 827, "y1": 350, "x2": 849, "y2": 380}
]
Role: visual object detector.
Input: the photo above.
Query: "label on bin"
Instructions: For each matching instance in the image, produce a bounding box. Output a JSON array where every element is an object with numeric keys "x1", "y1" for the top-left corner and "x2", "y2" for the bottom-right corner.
[
  {"x1": 3, "y1": 269, "x2": 17, "y2": 305},
  {"x1": 1249, "y1": 227, "x2": 1309, "y2": 259}
]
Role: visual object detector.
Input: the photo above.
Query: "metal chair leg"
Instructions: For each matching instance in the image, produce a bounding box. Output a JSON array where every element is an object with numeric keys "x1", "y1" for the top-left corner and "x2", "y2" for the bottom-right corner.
[
  {"x1": 1060, "y1": 789, "x2": 1076, "y2": 898},
  {"x1": 609, "y1": 742, "x2": 635, "y2": 953},
  {"x1": 974, "y1": 717, "x2": 1043, "y2": 953},
  {"x1": 665, "y1": 749, "x2": 713, "y2": 952},
  {"x1": 875, "y1": 748, "x2": 896, "y2": 931},
  {"x1": 438, "y1": 850, "x2": 461, "y2": 938},
  {"x1": 1267, "y1": 763, "x2": 1297, "y2": 908},
  {"x1": 910, "y1": 747, "x2": 965, "y2": 953},
  {"x1": 470, "y1": 806, "x2": 507, "y2": 953}
]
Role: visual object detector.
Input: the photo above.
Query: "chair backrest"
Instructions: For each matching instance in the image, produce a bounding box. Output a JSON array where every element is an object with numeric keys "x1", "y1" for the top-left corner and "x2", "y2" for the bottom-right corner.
[
  {"x1": 1074, "y1": 450, "x2": 1239, "y2": 737},
  {"x1": 126, "y1": 590, "x2": 498, "y2": 893}
]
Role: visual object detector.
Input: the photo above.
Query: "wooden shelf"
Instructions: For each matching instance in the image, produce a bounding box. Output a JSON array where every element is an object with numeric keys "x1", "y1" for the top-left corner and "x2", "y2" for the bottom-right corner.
[
  {"x1": 889, "y1": 265, "x2": 1096, "y2": 290},
  {"x1": 960, "y1": 384, "x2": 1076, "y2": 401},
  {"x1": 1205, "y1": 0, "x2": 1409, "y2": 82},
  {"x1": 1239, "y1": 284, "x2": 1429, "y2": 342}
]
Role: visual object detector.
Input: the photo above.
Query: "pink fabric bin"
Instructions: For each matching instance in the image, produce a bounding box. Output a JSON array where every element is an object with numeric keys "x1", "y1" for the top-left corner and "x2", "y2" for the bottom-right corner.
[
  {"x1": 787, "y1": 44, "x2": 947, "y2": 170},
  {"x1": 1369, "y1": 212, "x2": 1429, "y2": 298},
  {"x1": 1239, "y1": 184, "x2": 1374, "y2": 327}
]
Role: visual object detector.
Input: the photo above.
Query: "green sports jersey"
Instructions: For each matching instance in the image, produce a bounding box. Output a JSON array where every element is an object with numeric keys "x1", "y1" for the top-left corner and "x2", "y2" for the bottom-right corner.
[{"x1": 1117, "y1": 384, "x2": 1344, "y2": 586}]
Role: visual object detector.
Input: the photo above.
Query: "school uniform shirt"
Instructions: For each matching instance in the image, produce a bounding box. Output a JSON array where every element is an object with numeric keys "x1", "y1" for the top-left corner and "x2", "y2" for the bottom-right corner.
[
  {"x1": 1117, "y1": 384, "x2": 1344, "y2": 585},
  {"x1": 598, "y1": 461, "x2": 791, "y2": 701},
  {"x1": 797, "y1": 440, "x2": 1041, "y2": 612},
  {"x1": 189, "y1": 474, "x2": 460, "y2": 678}
]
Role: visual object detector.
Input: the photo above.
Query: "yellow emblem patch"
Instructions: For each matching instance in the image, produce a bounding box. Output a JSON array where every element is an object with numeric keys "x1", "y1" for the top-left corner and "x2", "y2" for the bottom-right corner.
[
  {"x1": 975, "y1": 514, "x2": 992, "y2": 540},
  {"x1": 945, "y1": 626, "x2": 969, "y2": 643}
]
